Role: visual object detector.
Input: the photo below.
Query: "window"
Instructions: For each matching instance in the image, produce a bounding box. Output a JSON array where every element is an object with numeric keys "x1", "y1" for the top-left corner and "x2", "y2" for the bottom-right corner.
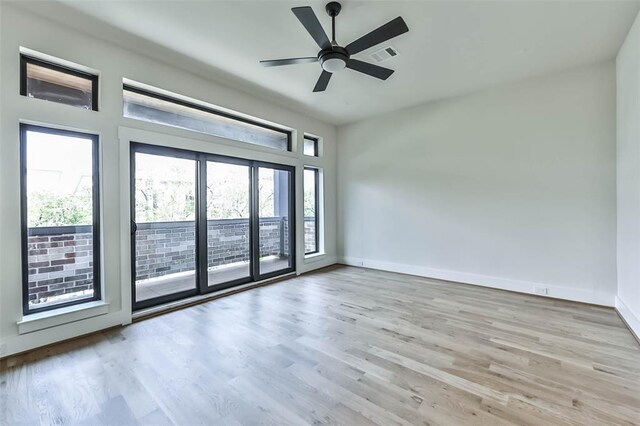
[
  {"x1": 20, "y1": 55, "x2": 98, "y2": 111},
  {"x1": 304, "y1": 167, "x2": 320, "y2": 255},
  {"x1": 20, "y1": 124, "x2": 101, "y2": 314},
  {"x1": 303, "y1": 135, "x2": 319, "y2": 156},
  {"x1": 123, "y1": 85, "x2": 292, "y2": 151}
]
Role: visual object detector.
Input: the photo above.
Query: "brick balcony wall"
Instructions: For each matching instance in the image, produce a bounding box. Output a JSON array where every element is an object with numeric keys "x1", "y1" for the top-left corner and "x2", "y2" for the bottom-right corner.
[
  {"x1": 304, "y1": 217, "x2": 317, "y2": 253},
  {"x1": 134, "y1": 217, "x2": 295, "y2": 281},
  {"x1": 27, "y1": 225, "x2": 94, "y2": 305},
  {"x1": 27, "y1": 217, "x2": 315, "y2": 303}
]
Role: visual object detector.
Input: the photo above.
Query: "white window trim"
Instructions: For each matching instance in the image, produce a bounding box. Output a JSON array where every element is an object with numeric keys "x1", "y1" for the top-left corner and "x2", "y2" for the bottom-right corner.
[
  {"x1": 304, "y1": 252, "x2": 326, "y2": 263},
  {"x1": 17, "y1": 301, "x2": 110, "y2": 335}
]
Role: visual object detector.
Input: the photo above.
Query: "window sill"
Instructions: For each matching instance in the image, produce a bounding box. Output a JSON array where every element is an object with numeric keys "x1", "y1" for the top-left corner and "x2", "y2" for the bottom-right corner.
[
  {"x1": 17, "y1": 301, "x2": 110, "y2": 335},
  {"x1": 304, "y1": 252, "x2": 326, "y2": 263}
]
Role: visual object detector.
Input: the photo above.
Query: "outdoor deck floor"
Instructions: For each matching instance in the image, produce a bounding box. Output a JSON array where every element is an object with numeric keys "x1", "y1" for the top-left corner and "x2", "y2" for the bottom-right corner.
[{"x1": 136, "y1": 257, "x2": 290, "y2": 301}]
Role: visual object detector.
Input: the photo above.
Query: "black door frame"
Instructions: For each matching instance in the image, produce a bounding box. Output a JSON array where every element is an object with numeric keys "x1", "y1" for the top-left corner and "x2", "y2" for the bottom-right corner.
[
  {"x1": 252, "y1": 161, "x2": 296, "y2": 281},
  {"x1": 130, "y1": 142, "x2": 296, "y2": 310},
  {"x1": 200, "y1": 152, "x2": 253, "y2": 295},
  {"x1": 130, "y1": 143, "x2": 200, "y2": 310}
]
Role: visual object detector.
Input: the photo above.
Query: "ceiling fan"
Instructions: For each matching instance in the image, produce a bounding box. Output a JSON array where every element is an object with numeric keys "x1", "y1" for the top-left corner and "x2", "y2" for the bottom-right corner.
[{"x1": 260, "y1": 2, "x2": 409, "y2": 92}]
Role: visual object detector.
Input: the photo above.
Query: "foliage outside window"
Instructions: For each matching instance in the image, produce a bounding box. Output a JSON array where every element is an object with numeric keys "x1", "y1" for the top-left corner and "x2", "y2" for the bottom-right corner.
[{"x1": 135, "y1": 153, "x2": 196, "y2": 222}]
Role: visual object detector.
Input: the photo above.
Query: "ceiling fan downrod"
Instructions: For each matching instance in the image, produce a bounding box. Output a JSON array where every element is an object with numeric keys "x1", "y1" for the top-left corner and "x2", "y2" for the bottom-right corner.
[{"x1": 326, "y1": 1, "x2": 341, "y2": 44}]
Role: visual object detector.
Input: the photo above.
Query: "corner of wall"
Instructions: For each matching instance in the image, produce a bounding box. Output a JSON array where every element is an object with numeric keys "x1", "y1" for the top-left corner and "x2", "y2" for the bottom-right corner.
[
  {"x1": 616, "y1": 296, "x2": 640, "y2": 342},
  {"x1": 615, "y1": 8, "x2": 640, "y2": 344}
]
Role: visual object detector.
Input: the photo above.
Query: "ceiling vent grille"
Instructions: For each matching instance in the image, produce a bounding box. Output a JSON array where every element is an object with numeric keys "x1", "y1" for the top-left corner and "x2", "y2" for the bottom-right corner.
[{"x1": 369, "y1": 46, "x2": 399, "y2": 63}]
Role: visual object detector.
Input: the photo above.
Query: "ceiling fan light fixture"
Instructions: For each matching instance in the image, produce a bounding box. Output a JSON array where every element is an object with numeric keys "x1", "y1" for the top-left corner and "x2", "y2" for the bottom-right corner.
[
  {"x1": 322, "y1": 57, "x2": 346, "y2": 73},
  {"x1": 319, "y1": 49, "x2": 349, "y2": 73}
]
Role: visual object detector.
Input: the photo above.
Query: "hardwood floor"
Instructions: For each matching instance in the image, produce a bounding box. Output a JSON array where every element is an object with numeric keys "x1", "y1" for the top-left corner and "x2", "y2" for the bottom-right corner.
[{"x1": 2, "y1": 265, "x2": 639, "y2": 425}]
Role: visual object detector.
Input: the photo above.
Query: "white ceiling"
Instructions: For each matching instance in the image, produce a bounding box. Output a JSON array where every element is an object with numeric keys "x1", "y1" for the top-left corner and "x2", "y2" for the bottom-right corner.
[{"x1": 42, "y1": 1, "x2": 640, "y2": 124}]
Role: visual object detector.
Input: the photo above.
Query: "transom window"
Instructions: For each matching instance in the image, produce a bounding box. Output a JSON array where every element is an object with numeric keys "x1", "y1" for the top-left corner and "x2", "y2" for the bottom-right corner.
[
  {"x1": 20, "y1": 55, "x2": 98, "y2": 111},
  {"x1": 303, "y1": 135, "x2": 319, "y2": 156},
  {"x1": 123, "y1": 85, "x2": 292, "y2": 151}
]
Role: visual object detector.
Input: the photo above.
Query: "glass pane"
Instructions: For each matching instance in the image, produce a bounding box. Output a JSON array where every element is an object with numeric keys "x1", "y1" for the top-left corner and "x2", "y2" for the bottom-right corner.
[
  {"x1": 25, "y1": 130, "x2": 96, "y2": 310},
  {"x1": 134, "y1": 153, "x2": 197, "y2": 302},
  {"x1": 258, "y1": 167, "x2": 292, "y2": 275},
  {"x1": 25, "y1": 61, "x2": 94, "y2": 110},
  {"x1": 304, "y1": 168, "x2": 318, "y2": 254},
  {"x1": 207, "y1": 162, "x2": 251, "y2": 286},
  {"x1": 303, "y1": 138, "x2": 317, "y2": 156},
  {"x1": 123, "y1": 88, "x2": 289, "y2": 151}
]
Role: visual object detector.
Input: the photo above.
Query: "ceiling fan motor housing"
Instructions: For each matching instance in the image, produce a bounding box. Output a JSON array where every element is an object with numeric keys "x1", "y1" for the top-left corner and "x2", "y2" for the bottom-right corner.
[
  {"x1": 319, "y1": 46, "x2": 349, "y2": 73},
  {"x1": 325, "y1": 2, "x2": 342, "y2": 17}
]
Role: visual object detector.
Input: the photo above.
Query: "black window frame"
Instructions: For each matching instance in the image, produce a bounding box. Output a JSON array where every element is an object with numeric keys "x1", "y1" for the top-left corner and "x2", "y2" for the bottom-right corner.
[
  {"x1": 20, "y1": 124, "x2": 102, "y2": 315},
  {"x1": 303, "y1": 135, "x2": 319, "y2": 157},
  {"x1": 123, "y1": 84, "x2": 293, "y2": 151},
  {"x1": 20, "y1": 55, "x2": 99, "y2": 111},
  {"x1": 304, "y1": 166, "x2": 320, "y2": 255}
]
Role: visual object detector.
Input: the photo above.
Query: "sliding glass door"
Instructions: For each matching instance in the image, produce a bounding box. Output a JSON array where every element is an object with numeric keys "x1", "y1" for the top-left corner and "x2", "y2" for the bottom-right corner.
[
  {"x1": 206, "y1": 160, "x2": 252, "y2": 289},
  {"x1": 131, "y1": 147, "x2": 199, "y2": 309},
  {"x1": 256, "y1": 165, "x2": 294, "y2": 278},
  {"x1": 131, "y1": 144, "x2": 295, "y2": 309}
]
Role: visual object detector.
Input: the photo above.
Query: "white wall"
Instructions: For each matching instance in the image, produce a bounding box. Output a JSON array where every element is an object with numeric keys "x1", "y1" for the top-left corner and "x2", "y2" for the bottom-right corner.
[
  {"x1": 0, "y1": 4, "x2": 337, "y2": 357},
  {"x1": 338, "y1": 62, "x2": 617, "y2": 306},
  {"x1": 616, "y1": 12, "x2": 640, "y2": 338}
]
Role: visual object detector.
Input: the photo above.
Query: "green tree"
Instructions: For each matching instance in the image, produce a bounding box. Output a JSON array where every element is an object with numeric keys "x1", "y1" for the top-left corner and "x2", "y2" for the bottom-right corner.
[
  {"x1": 135, "y1": 174, "x2": 196, "y2": 222},
  {"x1": 304, "y1": 188, "x2": 315, "y2": 218},
  {"x1": 29, "y1": 187, "x2": 92, "y2": 227}
]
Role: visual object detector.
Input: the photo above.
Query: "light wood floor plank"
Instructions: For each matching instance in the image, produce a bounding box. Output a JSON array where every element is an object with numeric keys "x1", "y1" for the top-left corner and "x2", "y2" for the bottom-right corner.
[{"x1": 2, "y1": 265, "x2": 639, "y2": 425}]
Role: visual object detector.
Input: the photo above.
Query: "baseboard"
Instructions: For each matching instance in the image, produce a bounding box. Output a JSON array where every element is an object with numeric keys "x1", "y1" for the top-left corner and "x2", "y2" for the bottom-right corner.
[
  {"x1": 340, "y1": 257, "x2": 615, "y2": 307},
  {"x1": 300, "y1": 255, "x2": 339, "y2": 273},
  {"x1": 615, "y1": 296, "x2": 640, "y2": 344}
]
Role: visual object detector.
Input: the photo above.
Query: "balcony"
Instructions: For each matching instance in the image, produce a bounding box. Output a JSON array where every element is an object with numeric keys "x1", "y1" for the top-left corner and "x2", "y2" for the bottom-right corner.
[{"x1": 27, "y1": 217, "x2": 316, "y2": 307}]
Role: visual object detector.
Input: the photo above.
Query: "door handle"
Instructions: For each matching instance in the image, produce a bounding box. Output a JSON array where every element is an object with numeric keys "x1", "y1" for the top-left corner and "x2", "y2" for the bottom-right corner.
[{"x1": 131, "y1": 219, "x2": 138, "y2": 235}]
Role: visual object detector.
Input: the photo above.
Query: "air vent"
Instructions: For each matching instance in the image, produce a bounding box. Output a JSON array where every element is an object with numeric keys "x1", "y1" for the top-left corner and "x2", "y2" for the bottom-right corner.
[{"x1": 369, "y1": 46, "x2": 399, "y2": 63}]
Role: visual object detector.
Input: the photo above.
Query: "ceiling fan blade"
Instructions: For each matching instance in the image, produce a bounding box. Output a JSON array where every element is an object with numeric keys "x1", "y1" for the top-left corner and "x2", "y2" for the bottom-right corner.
[
  {"x1": 345, "y1": 17, "x2": 409, "y2": 55},
  {"x1": 313, "y1": 71, "x2": 332, "y2": 92},
  {"x1": 260, "y1": 57, "x2": 318, "y2": 67},
  {"x1": 346, "y1": 59, "x2": 394, "y2": 80},
  {"x1": 292, "y1": 7, "x2": 332, "y2": 50}
]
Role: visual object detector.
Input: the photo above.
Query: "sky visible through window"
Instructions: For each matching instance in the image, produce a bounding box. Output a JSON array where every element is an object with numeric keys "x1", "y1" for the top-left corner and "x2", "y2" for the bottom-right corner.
[{"x1": 26, "y1": 131, "x2": 93, "y2": 227}]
